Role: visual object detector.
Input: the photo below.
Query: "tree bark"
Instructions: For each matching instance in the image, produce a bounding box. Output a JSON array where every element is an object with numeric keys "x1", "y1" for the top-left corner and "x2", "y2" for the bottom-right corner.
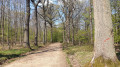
[
  {"x1": 45, "y1": 21, "x2": 47, "y2": 43},
  {"x1": 38, "y1": 21, "x2": 41, "y2": 43},
  {"x1": 20, "y1": 4, "x2": 23, "y2": 46},
  {"x1": 7, "y1": 0, "x2": 11, "y2": 49},
  {"x1": 51, "y1": 25, "x2": 53, "y2": 43},
  {"x1": 89, "y1": 0, "x2": 93, "y2": 45},
  {"x1": 2, "y1": 0, "x2": 4, "y2": 46},
  {"x1": 34, "y1": 6, "x2": 38, "y2": 46},
  {"x1": 14, "y1": 4, "x2": 18, "y2": 45},
  {"x1": 63, "y1": 22, "x2": 66, "y2": 43},
  {"x1": 24, "y1": 0, "x2": 31, "y2": 49},
  {"x1": 43, "y1": 21, "x2": 46, "y2": 45},
  {"x1": 66, "y1": 18, "x2": 70, "y2": 43},
  {"x1": 72, "y1": 19, "x2": 74, "y2": 45},
  {"x1": 92, "y1": 0, "x2": 118, "y2": 63}
]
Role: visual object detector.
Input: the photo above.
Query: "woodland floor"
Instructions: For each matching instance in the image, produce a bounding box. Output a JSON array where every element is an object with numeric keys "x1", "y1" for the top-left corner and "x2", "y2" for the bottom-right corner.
[{"x1": 3, "y1": 43, "x2": 69, "y2": 67}]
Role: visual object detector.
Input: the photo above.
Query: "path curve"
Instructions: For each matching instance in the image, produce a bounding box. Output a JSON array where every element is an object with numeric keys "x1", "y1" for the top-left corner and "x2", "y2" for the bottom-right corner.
[{"x1": 4, "y1": 43, "x2": 69, "y2": 67}]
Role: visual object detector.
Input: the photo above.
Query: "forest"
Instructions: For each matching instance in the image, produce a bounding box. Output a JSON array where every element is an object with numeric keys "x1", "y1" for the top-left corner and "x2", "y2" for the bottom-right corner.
[{"x1": 0, "y1": 0, "x2": 120, "y2": 67}]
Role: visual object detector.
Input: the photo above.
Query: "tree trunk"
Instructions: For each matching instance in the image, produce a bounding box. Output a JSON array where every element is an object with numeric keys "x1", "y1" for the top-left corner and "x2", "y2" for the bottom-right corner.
[
  {"x1": 91, "y1": 0, "x2": 118, "y2": 63},
  {"x1": 0, "y1": 3, "x2": 2, "y2": 45},
  {"x1": 66, "y1": 18, "x2": 70, "y2": 43},
  {"x1": 72, "y1": 19, "x2": 74, "y2": 45},
  {"x1": 34, "y1": 6, "x2": 38, "y2": 46},
  {"x1": 89, "y1": 0, "x2": 93, "y2": 45},
  {"x1": 43, "y1": 21, "x2": 46, "y2": 45},
  {"x1": 14, "y1": 6, "x2": 18, "y2": 45},
  {"x1": 19, "y1": 3, "x2": 23, "y2": 46},
  {"x1": 63, "y1": 22, "x2": 66, "y2": 43},
  {"x1": 24, "y1": 0, "x2": 31, "y2": 49},
  {"x1": 68, "y1": 18, "x2": 70, "y2": 43},
  {"x1": 2, "y1": 0, "x2": 4, "y2": 47},
  {"x1": 7, "y1": 0, "x2": 10, "y2": 49},
  {"x1": 38, "y1": 21, "x2": 41, "y2": 43},
  {"x1": 51, "y1": 25, "x2": 53, "y2": 43},
  {"x1": 45, "y1": 21, "x2": 47, "y2": 43}
]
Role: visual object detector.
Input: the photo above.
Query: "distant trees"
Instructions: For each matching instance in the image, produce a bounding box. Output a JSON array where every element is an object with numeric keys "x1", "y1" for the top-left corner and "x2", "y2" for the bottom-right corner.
[
  {"x1": 0, "y1": 0, "x2": 119, "y2": 53},
  {"x1": 39, "y1": 0, "x2": 49, "y2": 45},
  {"x1": 0, "y1": 0, "x2": 96, "y2": 48},
  {"x1": 0, "y1": 0, "x2": 61, "y2": 50},
  {"x1": 60, "y1": 0, "x2": 86, "y2": 45},
  {"x1": 46, "y1": 4, "x2": 59, "y2": 43},
  {"x1": 111, "y1": 0, "x2": 120, "y2": 44}
]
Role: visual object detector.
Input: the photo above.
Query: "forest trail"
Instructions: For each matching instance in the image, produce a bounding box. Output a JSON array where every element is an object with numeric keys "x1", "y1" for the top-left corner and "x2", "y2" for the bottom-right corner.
[{"x1": 3, "y1": 43, "x2": 69, "y2": 67}]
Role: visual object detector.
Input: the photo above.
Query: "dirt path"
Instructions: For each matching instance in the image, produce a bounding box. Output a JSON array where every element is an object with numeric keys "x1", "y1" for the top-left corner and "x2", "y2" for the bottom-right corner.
[{"x1": 3, "y1": 43, "x2": 69, "y2": 67}]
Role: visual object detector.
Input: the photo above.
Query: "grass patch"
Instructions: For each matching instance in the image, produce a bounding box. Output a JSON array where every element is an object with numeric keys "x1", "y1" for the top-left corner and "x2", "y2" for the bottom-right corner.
[
  {"x1": 63, "y1": 44, "x2": 93, "y2": 55},
  {"x1": 0, "y1": 48, "x2": 31, "y2": 64},
  {"x1": 66, "y1": 56, "x2": 72, "y2": 67},
  {"x1": 0, "y1": 44, "x2": 43, "y2": 65},
  {"x1": 85, "y1": 56, "x2": 120, "y2": 67},
  {"x1": 63, "y1": 43, "x2": 93, "y2": 67}
]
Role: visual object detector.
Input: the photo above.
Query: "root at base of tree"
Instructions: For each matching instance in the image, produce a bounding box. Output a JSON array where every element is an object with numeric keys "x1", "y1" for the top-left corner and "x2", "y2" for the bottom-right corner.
[{"x1": 84, "y1": 56, "x2": 120, "y2": 67}]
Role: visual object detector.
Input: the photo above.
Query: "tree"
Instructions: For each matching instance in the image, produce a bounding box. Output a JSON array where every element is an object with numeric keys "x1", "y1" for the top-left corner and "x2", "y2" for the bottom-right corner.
[
  {"x1": 13, "y1": 1, "x2": 18, "y2": 45},
  {"x1": 89, "y1": 0, "x2": 93, "y2": 45},
  {"x1": 38, "y1": 0, "x2": 49, "y2": 45},
  {"x1": 1, "y1": 0, "x2": 5, "y2": 47},
  {"x1": 90, "y1": 0, "x2": 119, "y2": 66},
  {"x1": 24, "y1": 0, "x2": 31, "y2": 49},
  {"x1": 31, "y1": 0, "x2": 41, "y2": 46},
  {"x1": 46, "y1": 4, "x2": 58, "y2": 43},
  {"x1": 7, "y1": 0, "x2": 11, "y2": 49}
]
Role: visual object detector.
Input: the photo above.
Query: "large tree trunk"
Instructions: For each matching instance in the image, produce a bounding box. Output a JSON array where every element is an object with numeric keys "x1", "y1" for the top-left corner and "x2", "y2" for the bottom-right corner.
[
  {"x1": 91, "y1": 0, "x2": 118, "y2": 64},
  {"x1": 24, "y1": 0, "x2": 31, "y2": 49}
]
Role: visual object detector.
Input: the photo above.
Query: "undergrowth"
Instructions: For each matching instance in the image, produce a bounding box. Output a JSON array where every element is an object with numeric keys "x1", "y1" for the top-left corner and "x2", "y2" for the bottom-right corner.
[
  {"x1": 0, "y1": 48, "x2": 31, "y2": 64},
  {"x1": 84, "y1": 56, "x2": 120, "y2": 67},
  {"x1": 0, "y1": 44, "x2": 43, "y2": 65},
  {"x1": 62, "y1": 43, "x2": 94, "y2": 67}
]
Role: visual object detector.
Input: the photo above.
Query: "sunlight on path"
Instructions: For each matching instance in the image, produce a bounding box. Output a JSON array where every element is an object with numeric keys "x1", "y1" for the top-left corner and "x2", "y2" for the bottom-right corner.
[{"x1": 4, "y1": 43, "x2": 69, "y2": 67}]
